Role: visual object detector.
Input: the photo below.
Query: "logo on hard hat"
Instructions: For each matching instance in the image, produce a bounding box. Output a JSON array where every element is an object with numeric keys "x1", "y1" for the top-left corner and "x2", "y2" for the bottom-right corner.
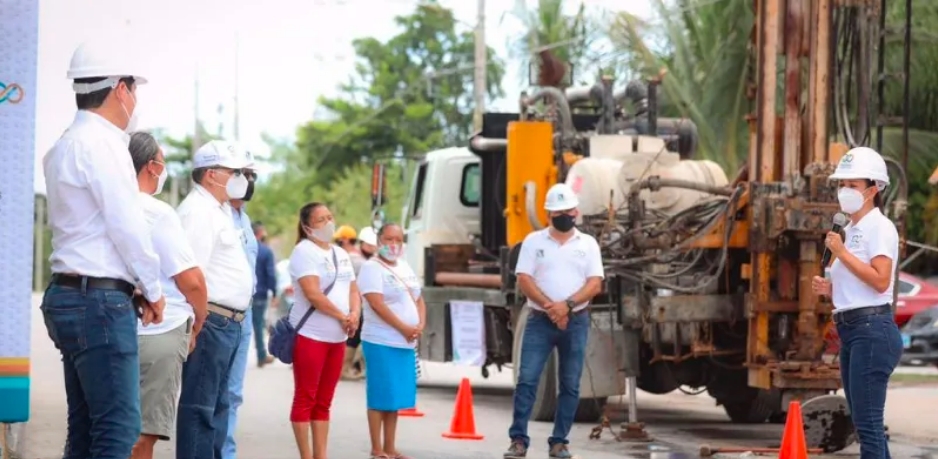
[
  {"x1": 0, "y1": 81, "x2": 24, "y2": 105},
  {"x1": 842, "y1": 153, "x2": 854, "y2": 163}
]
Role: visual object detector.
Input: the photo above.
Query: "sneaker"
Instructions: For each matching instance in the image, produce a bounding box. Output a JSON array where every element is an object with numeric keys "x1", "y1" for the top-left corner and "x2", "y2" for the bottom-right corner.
[
  {"x1": 548, "y1": 443, "x2": 573, "y2": 458},
  {"x1": 503, "y1": 440, "x2": 527, "y2": 458}
]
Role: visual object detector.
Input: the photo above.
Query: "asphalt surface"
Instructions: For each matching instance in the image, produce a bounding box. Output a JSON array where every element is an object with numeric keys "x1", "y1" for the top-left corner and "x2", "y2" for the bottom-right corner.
[{"x1": 16, "y1": 295, "x2": 938, "y2": 458}]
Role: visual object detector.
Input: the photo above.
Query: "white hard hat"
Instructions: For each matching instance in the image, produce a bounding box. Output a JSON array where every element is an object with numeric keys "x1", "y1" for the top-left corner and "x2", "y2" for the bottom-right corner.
[
  {"x1": 544, "y1": 183, "x2": 579, "y2": 212},
  {"x1": 829, "y1": 146, "x2": 890, "y2": 189},
  {"x1": 358, "y1": 226, "x2": 377, "y2": 246},
  {"x1": 67, "y1": 40, "x2": 148, "y2": 94},
  {"x1": 232, "y1": 143, "x2": 256, "y2": 169},
  {"x1": 193, "y1": 140, "x2": 250, "y2": 170}
]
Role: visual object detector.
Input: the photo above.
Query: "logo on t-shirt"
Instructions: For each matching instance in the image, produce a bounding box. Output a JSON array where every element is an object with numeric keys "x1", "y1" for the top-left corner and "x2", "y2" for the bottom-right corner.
[
  {"x1": 849, "y1": 233, "x2": 862, "y2": 249},
  {"x1": 574, "y1": 249, "x2": 586, "y2": 258},
  {"x1": 535, "y1": 249, "x2": 544, "y2": 258}
]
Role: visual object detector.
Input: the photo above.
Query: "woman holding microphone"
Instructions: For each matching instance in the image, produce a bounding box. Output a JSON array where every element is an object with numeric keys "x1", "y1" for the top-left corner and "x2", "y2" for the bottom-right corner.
[{"x1": 812, "y1": 146, "x2": 902, "y2": 459}]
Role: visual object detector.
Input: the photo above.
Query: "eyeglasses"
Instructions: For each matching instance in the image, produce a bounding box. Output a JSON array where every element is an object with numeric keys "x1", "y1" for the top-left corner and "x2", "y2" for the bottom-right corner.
[{"x1": 212, "y1": 167, "x2": 243, "y2": 177}]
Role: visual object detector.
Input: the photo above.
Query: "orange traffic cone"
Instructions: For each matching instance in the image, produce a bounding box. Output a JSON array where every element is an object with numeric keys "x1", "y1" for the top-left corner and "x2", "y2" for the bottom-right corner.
[
  {"x1": 441, "y1": 377, "x2": 484, "y2": 440},
  {"x1": 778, "y1": 401, "x2": 808, "y2": 459},
  {"x1": 399, "y1": 406, "x2": 425, "y2": 417}
]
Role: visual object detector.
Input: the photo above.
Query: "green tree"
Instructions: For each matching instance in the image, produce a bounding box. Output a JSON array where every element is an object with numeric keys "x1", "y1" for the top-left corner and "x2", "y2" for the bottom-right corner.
[
  {"x1": 294, "y1": 1, "x2": 505, "y2": 183},
  {"x1": 507, "y1": 0, "x2": 598, "y2": 85}
]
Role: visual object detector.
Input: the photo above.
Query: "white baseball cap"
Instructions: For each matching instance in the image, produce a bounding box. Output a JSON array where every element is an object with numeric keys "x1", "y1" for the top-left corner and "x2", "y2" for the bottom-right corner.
[
  {"x1": 358, "y1": 226, "x2": 378, "y2": 246},
  {"x1": 193, "y1": 140, "x2": 250, "y2": 170}
]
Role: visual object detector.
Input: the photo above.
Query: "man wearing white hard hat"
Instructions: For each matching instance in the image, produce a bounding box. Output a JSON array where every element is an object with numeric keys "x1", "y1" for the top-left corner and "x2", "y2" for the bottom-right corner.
[
  {"x1": 41, "y1": 40, "x2": 164, "y2": 458},
  {"x1": 505, "y1": 183, "x2": 604, "y2": 459},
  {"x1": 175, "y1": 140, "x2": 255, "y2": 459},
  {"x1": 811, "y1": 146, "x2": 901, "y2": 459},
  {"x1": 223, "y1": 143, "x2": 262, "y2": 459}
]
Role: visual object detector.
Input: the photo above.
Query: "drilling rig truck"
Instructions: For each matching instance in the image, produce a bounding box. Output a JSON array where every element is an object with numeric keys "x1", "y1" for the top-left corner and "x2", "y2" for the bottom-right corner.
[{"x1": 371, "y1": 0, "x2": 912, "y2": 452}]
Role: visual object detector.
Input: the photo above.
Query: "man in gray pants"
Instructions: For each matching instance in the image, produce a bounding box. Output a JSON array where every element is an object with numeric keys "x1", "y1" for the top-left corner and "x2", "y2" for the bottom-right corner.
[{"x1": 126, "y1": 132, "x2": 209, "y2": 459}]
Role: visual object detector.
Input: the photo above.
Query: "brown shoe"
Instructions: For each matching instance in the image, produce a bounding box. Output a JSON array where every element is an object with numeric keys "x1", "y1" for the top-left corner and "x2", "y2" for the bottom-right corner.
[{"x1": 258, "y1": 355, "x2": 275, "y2": 368}]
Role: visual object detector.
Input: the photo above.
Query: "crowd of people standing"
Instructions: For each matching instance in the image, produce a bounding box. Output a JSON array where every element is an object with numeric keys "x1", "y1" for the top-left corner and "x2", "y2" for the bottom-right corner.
[{"x1": 41, "y1": 40, "x2": 427, "y2": 459}]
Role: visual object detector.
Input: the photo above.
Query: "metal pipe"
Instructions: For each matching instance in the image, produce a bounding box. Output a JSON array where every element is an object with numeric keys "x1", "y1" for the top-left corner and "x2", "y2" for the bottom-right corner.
[
  {"x1": 875, "y1": 0, "x2": 886, "y2": 152},
  {"x1": 629, "y1": 177, "x2": 735, "y2": 197},
  {"x1": 564, "y1": 84, "x2": 600, "y2": 103},
  {"x1": 520, "y1": 87, "x2": 574, "y2": 137},
  {"x1": 627, "y1": 376, "x2": 638, "y2": 424},
  {"x1": 434, "y1": 272, "x2": 502, "y2": 288},
  {"x1": 469, "y1": 136, "x2": 507, "y2": 152},
  {"x1": 647, "y1": 80, "x2": 659, "y2": 136},
  {"x1": 524, "y1": 181, "x2": 545, "y2": 231},
  {"x1": 902, "y1": 0, "x2": 911, "y2": 171}
]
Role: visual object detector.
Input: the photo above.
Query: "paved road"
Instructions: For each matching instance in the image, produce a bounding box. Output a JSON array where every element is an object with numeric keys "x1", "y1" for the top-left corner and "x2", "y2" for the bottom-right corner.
[{"x1": 19, "y1": 295, "x2": 938, "y2": 458}]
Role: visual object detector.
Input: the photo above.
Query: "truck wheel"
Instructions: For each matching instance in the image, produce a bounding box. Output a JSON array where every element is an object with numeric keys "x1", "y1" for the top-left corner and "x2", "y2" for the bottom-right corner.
[
  {"x1": 512, "y1": 308, "x2": 607, "y2": 423},
  {"x1": 722, "y1": 389, "x2": 779, "y2": 424}
]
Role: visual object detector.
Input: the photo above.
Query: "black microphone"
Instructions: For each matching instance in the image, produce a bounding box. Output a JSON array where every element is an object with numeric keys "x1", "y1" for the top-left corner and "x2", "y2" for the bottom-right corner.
[{"x1": 821, "y1": 212, "x2": 849, "y2": 269}]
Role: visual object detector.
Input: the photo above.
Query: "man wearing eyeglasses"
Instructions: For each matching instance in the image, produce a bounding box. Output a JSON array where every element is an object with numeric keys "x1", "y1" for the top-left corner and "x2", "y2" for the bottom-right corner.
[
  {"x1": 223, "y1": 146, "x2": 266, "y2": 459},
  {"x1": 174, "y1": 140, "x2": 255, "y2": 459}
]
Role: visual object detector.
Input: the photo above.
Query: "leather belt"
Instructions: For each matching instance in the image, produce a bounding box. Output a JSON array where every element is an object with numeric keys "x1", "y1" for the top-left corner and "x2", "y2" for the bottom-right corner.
[
  {"x1": 833, "y1": 304, "x2": 892, "y2": 325},
  {"x1": 51, "y1": 274, "x2": 135, "y2": 297},
  {"x1": 208, "y1": 303, "x2": 246, "y2": 323}
]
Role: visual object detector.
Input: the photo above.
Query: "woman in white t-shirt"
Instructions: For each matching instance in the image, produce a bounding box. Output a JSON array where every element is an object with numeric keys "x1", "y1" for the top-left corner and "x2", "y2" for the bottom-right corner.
[
  {"x1": 287, "y1": 202, "x2": 361, "y2": 459},
  {"x1": 812, "y1": 147, "x2": 902, "y2": 459},
  {"x1": 357, "y1": 223, "x2": 425, "y2": 459}
]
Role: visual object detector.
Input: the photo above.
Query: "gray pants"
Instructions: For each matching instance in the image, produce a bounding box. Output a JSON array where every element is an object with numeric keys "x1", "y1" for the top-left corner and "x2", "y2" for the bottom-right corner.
[{"x1": 139, "y1": 320, "x2": 191, "y2": 440}]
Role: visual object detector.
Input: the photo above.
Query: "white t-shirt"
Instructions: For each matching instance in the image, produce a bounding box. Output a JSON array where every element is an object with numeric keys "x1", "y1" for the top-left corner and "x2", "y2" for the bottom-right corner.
[
  {"x1": 514, "y1": 228, "x2": 605, "y2": 312},
  {"x1": 136, "y1": 193, "x2": 198, "y2": 336},
  {"x1": 288, "y1": 240, "x2": 356, "y2": 343},
  {"x1": 830, "y1": 208, "x2": 899, "y2": 311},
  {"x1": 358, "y1": 258, "x2": 421, "y2": 349}
]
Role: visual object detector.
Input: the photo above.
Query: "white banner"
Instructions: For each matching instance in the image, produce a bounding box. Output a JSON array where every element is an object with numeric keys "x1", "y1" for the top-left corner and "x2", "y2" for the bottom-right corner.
[
  {"x1": 449, "y1": 300, "x2": 486, "y2": 366},
  {"x1": 0, "y1": 0, "x2": 39, "y2": 423}
]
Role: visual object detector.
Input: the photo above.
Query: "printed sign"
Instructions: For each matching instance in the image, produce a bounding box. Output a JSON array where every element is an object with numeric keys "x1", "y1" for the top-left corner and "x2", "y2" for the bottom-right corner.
[
  {"x1": 0, "y1": 0, "x2": 39, "y2": 423},
  {"x1": 449, "y1": 300, "x2": 486, "y2": 367}
]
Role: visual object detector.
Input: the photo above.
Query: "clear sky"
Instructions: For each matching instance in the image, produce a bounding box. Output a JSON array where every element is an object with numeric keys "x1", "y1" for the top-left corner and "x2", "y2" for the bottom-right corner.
[{"x1": 33, "y1": 0, "x2": 650, "y2": 193}]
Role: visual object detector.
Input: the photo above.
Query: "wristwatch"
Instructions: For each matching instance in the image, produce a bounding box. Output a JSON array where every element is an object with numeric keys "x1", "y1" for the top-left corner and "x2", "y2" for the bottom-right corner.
[{"x1": 565, "y1": 299, "x2": 576, "y2": 316}]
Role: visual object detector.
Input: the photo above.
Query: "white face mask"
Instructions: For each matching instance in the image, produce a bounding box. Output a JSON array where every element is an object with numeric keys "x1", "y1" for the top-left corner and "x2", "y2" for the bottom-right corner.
[
  {"x1": 118, "y1": 85, "x2": 138, "y2": 133},
  {"x1": 225, "y1": 174, "x2": 248, "y2": 200},
  {"x1": 153, "y1": 165, "x2": 168, "y2": 196},
  {"x1": 837, "y1": 188, "x2": 867, "y2": 214},
  {"x1": 304, "y1": 222, "x2": 335, "y2": 243}
]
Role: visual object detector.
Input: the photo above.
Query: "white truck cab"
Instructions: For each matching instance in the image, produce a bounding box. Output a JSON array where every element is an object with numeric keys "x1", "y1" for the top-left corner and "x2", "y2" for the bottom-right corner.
[{"x1": 401, "y1": 147, "x2": 481, "y2": 283}]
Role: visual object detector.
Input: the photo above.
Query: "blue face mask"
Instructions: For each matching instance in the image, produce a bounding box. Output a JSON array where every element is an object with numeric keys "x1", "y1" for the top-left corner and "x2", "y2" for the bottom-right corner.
[{"x1": 378, "y1": 244, "x2": 403, "y2": 261}]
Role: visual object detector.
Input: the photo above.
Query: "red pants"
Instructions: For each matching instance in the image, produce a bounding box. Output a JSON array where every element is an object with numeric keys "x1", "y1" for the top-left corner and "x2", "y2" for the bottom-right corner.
[{"x1": 290, "y1": 335, "x2": 345, "y2": 422}]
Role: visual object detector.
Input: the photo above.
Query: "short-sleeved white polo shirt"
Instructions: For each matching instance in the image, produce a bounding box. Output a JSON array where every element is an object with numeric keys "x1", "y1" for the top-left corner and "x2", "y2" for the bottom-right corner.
[
  {"x1": 830, "y1": 207, "x2": 899, "y2": 311},
  {"x1": 514, "y1": 228, "x2": 605, "y2": 312},
  {"x1": 288, "y1": 240, "x2": 357, "y2": 343}
]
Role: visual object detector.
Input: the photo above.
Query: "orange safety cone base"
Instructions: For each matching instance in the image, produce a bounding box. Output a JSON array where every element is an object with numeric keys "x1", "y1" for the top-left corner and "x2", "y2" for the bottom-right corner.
[
  {"x1": 399, "y1": 407, "x2": 425, "y2": 417},
  {"x1": 778, "y1": 401, "x2": 808, "y2": 459},
  {"x1": 441, "y1": 377, "x2": 484, "y2": 441},
  {"x1": 442, "y1": 431, "x2": 484, "y2": 440}
]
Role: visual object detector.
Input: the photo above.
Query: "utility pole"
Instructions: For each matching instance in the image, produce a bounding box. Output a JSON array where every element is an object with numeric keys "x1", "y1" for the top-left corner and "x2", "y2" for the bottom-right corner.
[
  {"x1": 234, "y1": 32, "x2": 241, "y2": 142},
  {"x1": 472, "y1": 0, "x2": 486, "y2": 132},
  {"x1": 193, "y1": 67, "x2": 201, "y2": 155}
]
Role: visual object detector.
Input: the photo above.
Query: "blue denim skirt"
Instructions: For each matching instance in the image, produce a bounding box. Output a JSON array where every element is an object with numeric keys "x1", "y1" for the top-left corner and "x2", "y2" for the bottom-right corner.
[{"x1": 361, "y1": 341, "x2": 417, "y2": 411}]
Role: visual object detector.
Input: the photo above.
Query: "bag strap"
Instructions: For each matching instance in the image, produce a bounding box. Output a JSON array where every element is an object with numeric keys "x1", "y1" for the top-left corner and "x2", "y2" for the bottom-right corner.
[
  {"x1": 376, "y1": 259, "x2": 419, "y2": 305},
  {"x1": 295, "y1": 248, "x2": 339, "y2": 331}
]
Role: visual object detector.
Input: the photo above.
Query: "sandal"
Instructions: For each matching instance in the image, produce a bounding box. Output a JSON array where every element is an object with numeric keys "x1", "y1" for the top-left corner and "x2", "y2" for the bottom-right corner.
[
  {"x1": 388, "y1": 454, "x2": 414, "y2": 459},
  {"x1": 370, "y1": 455, "x2": 390, "y2": 459}
]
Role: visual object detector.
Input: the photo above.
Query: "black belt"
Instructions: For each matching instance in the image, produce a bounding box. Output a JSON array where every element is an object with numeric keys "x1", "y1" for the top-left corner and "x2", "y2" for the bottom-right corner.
[
  {"x1": 833, "y1": 304, "x2": 892, "y2": 325},
  {"x1": 51, "y1": 274, "x2": 135, "y2": 297}
]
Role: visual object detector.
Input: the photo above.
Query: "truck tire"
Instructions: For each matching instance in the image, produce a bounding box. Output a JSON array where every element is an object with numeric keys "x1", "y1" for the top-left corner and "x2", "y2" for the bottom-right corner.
[
  {"x1": 722, "y1": 388, "x2": 779, "y2": 424},
  {"x1": 512, "y1": 307, "x2": 607, "y2": 423}
]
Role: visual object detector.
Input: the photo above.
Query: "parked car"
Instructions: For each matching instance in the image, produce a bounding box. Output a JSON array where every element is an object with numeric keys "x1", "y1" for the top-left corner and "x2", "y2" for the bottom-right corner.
[
  {"x1": 894, "y1": 272, "x2": 938, "y2": 327},
  {"x1": 825, "y1": 272, "x2": 938, "y2": 353},
  {"x1": 900, "y1": 307, "x2": 938, "y2": 368}
]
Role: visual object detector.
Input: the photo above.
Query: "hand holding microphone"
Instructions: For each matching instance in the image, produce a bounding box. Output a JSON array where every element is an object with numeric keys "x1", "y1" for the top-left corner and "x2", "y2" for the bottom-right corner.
[{"x1": 821, "y1": 212, "x2": 849, "y2": 268}]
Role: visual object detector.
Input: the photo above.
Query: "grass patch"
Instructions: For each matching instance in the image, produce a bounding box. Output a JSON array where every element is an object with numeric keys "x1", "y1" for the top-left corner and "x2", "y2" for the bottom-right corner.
[{"x1": 889, "y1": 372, "x2": 938, "y2": 385}]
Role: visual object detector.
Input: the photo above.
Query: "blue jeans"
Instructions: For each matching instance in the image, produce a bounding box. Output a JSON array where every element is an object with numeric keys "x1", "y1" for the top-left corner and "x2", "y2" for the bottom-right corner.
[
  {"x1": 222, "y1": 307, "x2": 252, "y2": 459},
  {"x1": 177, "y1": 312, "x2": 242, "y2": 459},
  {"x1": 40, "y1": 284, "x2": 140, "y2": 459},
  {"x1": 251, "y1": 298, "x2": 269, "y2": 362},
  {"x1": 837, "y1": 310, "x2": 902, "y2": 459},
  {"x1": 509, "y1": 310, "x2": 589, "y2": 448}
]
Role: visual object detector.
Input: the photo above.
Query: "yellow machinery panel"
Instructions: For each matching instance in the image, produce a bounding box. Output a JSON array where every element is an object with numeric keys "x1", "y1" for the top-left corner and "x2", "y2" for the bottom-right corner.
[{"x1": 505, "y1": 121, "x2": 555, "y2": 246}]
